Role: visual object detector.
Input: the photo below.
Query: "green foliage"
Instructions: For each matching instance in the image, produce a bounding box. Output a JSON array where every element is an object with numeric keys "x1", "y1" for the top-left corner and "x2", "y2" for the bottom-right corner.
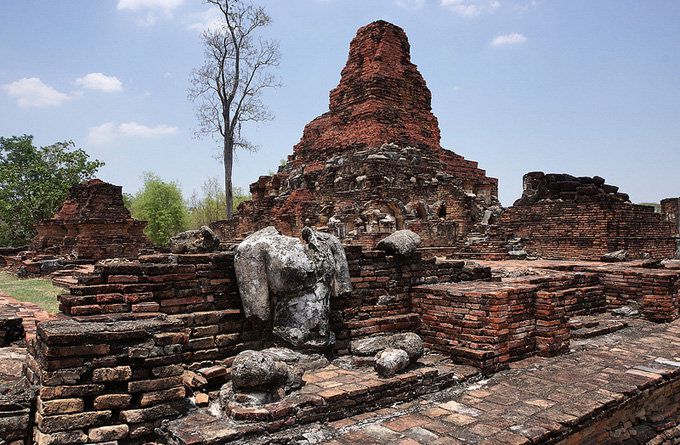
[
  {"x1": 0, "y1": 135, "x2": 103, "y2": 247},
  {"x1": 187, "y1": 177, "x2": 251, "y2": 229},
  {"x1": 122, "y1": 192, "x2": 134, "y2": 211},
  {"x1": 128, "y1": 172, "x2": 189, "y2": 246}
]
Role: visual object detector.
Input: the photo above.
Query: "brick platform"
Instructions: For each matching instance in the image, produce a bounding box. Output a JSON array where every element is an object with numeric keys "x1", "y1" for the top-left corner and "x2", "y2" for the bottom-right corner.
[
  {"x1": 473, "y1": 259, "x2": 680, "y2": 321},
  {"x1": 26, "y1": 315, "x2": 192, "y2": 444},
  {"x1": 413, "y1": 276, "x2": 577, "y2": 372},
  {"x1": 259, "y1": 318, "x2": 680, "y2": 444}
]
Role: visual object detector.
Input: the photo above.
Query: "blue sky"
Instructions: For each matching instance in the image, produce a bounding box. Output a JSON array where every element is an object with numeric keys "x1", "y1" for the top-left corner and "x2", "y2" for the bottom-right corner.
[{"x1": 1, "y1": 0, "x2": 679, "y2": 206}]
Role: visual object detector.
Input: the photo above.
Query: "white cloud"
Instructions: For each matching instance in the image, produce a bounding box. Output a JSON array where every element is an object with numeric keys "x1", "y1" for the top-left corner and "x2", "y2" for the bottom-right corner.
[
  {"x1": 490, "y1": 32, "x2": 528, "y2": 47},
  {"x1": 117, "y1": 0, "x2": 184, "y2": 26},
  {"x1": 76, "y1": 73, "x2": 123, "y2": 92},
  {"x1": 88, "y1": 122, "x2": 178, "y2": 145},
  {"x1": 516, "y1": 0, "x2": 540, "y2": 12},
  {"x1": 116, "y1": 0, "x2": 183, "y2": 12},
  {"x1": 2, "y1": 77, "x2": 70, "y2": 108},
  {"x1": 119, "y1": 122, "x2": 177, "y2": 137},
  {"x1": 396, "y1": 0, "x2": 426, "y2": 9},
  {"x1": 440, "y1": 0, "x2": 500, "y2": 17},
  {"x1": 187, "y1": 8, "x2": 223, "y2": 32},
  {"x1": 88, "y1": 122, "x2": 117, "y2": 145}
]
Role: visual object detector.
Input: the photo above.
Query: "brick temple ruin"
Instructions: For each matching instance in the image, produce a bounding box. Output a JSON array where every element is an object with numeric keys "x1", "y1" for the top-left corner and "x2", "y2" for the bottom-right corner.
[
  {"x1": 31, "y1": 179, "x2": 151, "y2": 260},
  {"x1": 212, "y1": 20, "x2": 500, "y2": 248},
  {"x1": 1, "y1": 20, "x2": 680, "y2": 445},
  {"x1": 3, "y1": 179, "x2": 151, "y2": 278}
]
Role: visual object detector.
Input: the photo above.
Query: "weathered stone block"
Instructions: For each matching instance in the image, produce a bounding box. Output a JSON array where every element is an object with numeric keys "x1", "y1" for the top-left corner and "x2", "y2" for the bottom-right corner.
[
  {"x1": 39, "y1": 384, "x2": 105, "y2": 401},
  {"x1": 34, "y1": 429, "x2": 88, "y2": 445},
  {"x1": 128, "y1": 375, "x2": 183, "y2": 393},
  {"x1": 140, "y1": 387, "x2": 186, "y2": 407},
  {"x1": 88, "y1": 424, "x2": 129, "y2": 442},
  {"x1": 36, "y1": 410, "x2": 112, "y2": 433},
  {"x1": 37, "y1": 397, "x2": 84, "y2": 415},
  {"x1": 93, "y1": 394, "x2": 132, "y2": 410},
  {"x1": 92, "y1": 366, "x2": 132, "y2": 383}
]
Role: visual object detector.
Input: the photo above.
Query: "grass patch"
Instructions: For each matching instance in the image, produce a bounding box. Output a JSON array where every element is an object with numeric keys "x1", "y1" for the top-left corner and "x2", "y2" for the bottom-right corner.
[{"x1": 0, "y1": 271, "x2": 61, "y2": 314}]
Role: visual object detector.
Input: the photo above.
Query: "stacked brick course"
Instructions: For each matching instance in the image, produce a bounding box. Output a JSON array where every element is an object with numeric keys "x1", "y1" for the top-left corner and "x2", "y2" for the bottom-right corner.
[
  {"x1": 211, "y1": 21, "x2": 499, "y2": 248},
  {"x1": 413, "y1": 272, "x2": 603, "y2": 372},
  {"x1": 31, "y1": 179, "x2": 151, "y2": 260},
  {"x1": 58, "y1": 252, "x2": 239, "y2": 317},
  {"x1": 26, "y1": 315, "x2": 191, "y2": 444},
  {"x1": 57, "y1": 247, "x2": 491, "y2": 359}
]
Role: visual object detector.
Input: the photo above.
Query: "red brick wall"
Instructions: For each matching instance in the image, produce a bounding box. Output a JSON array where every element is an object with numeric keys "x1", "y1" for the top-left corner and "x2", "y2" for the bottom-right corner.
[
  {"x1": 495, "y1": 201, "x2": 677, "y2": 260},
  {"x1": 413, "y1": 272, "x2": 603, "y2": 372},
  {"x1": 58, "y1": 248, "x2": 491, "y2": 359}
]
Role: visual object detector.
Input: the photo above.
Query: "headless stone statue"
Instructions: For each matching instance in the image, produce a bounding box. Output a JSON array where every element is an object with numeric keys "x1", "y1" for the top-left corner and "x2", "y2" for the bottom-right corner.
[{"x1": 234, "y1": 226, "x2": 352, "y2": 352}]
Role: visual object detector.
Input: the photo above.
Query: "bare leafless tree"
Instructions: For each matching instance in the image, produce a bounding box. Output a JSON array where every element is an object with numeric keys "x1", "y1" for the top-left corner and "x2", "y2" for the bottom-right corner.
[{"x1": 189, "y1": 0, "x2": 280, "y2": 219}]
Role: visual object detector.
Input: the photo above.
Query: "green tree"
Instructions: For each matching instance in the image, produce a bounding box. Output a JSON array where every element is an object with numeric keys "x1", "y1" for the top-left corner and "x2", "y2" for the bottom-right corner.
[
  {"x1": 128, "y1": 173, "x2": 188, "y2": 246},
  {"x1": 187, "y1": 177, "x2": 250, "y2": 229},
  {"x1": 0, "y1": 135, "x2": 103, "y2": 247}
]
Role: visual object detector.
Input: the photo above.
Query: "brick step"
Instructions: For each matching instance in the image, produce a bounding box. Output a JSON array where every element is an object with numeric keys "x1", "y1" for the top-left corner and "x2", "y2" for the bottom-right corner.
[
  {"x1": 159, "y1": 354, "x2": 479, "y2": 444},
  {"x1": 570, "y1": 318, "x2": 628, "y2": 339}
]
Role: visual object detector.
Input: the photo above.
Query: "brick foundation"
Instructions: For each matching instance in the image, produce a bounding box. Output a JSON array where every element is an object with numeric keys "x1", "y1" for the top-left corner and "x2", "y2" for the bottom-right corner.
[{"x1": 26, "y1": 315, "x2": 192, "y2": 444}]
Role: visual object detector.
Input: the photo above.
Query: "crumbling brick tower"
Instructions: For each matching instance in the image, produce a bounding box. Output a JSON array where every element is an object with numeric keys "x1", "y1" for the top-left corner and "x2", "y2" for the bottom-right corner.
[
  {"x1": 31, "y1": 179, "x2": 151, "y2": 260},
  {"x1": 212, "y1": 20, "x2": 499, "y2": 247},
  {"x1": 662, "y1": 197, "x2": 680, "y2": 257}
]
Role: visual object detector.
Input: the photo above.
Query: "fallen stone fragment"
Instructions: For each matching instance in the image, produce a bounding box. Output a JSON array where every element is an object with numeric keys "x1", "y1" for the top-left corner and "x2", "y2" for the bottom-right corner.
[
  {"x1": 194, "y1": 392, "x2": 209, "y2": 406},
  {"x1": 169, "y1": 226, "x2": 220, "y2": 254},
  {"x1": 390, "y1": 332, "x2": 424, "y2": 361},
  {"x1": 661, "y1": 259, "x2": 680, "y2": 270},
  {"x1": 601, "y1": 250, "x2": 628, "y2": 262},
  {"x1": 350, "y1": 336, "x2": 390, "y2": 357},
  {"x1": 612, "y1": 304, "x2": 641, "y2": 317},
  {"x1": 508, "y1": 249, "x2": 528, "y2": 259},
  {"x1": 374, "y1": 348, "x2": 410, "y2": 378},
  {"x1": 231, "y1": 350, "x2": 288, "y2": 391},
  {"x1": 376, "y1": 230, "x2": 422, "y2": 257}
]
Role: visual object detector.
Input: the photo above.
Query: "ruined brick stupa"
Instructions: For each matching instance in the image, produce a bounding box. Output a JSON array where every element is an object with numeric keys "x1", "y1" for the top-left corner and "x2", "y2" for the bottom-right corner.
[
  {"x1": 213, "y1": 20, "x2": 499, "y2": 247},
  {"x1": 31, "y1": 179, "x2": 151, "y2": 260}
]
